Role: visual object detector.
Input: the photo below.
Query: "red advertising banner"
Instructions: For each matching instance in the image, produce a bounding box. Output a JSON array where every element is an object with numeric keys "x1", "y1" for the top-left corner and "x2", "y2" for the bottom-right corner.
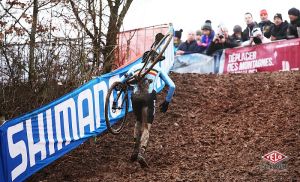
[
  {"x1": 224, "y1": 38, "x2": 300, "y2": 73},
  {"x1": 115, "y1": 24, "x2": 170, "y2": 69}
]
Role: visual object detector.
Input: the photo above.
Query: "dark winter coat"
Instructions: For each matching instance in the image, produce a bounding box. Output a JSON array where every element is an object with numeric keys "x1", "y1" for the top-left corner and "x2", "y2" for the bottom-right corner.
[
  {"x1": 258, "y1": 20, "x2": 274, "y2": 38},
  {"x1": 230, "y1": 34, "x2": 243, "y2": 45},
  {"x1": 242, "y1": 22, "x2": 258, "y2": 42},
  {"x1": 287, "y1": 17, "x2": 300, "y2": 39},
  {"x1": 270, "y1": 21, "x2": 289, "y2": 40},
  {"x1": 206, "y1": 36, "x2": 240, "y2": 56},
  {"x1": 177, "y1": 40, "x2": 201, "y2": 55}
]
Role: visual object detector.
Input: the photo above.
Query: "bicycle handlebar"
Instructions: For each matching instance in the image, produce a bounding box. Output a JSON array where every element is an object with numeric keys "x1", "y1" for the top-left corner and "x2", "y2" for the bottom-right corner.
[
  {"x1": 122, "y1": 32, "x2": 173, "y2": 86},
  {"x1": 140, "y1": 33, "x2": 172, "y2": 78}
]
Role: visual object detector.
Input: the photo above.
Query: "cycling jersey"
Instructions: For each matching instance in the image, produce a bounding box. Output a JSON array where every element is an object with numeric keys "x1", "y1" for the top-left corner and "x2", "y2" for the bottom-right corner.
[{"x1": 121, "y1": 63, "x2": 175, "y2": 102}]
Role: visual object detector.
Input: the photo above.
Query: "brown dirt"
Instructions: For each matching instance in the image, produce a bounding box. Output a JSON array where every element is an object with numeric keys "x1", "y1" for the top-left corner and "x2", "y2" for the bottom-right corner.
[{"x1": 27, "y1": 72, "x2": 300, "y2": 181}]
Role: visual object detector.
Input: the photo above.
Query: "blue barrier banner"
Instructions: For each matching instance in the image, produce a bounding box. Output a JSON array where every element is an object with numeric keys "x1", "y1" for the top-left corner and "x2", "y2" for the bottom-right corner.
[
  {"x1": 171, "y1": 53, "x2": 214, "y2": 74},
  {"x1": 0, "y1": 138, "x2": 5, "y2": 182},
  {"x1": 0, "y1": 37, "x2": 174, "y2": 182}
]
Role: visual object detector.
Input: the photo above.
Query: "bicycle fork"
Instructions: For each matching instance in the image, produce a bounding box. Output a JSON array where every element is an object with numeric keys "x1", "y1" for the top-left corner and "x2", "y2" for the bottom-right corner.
[{"x1": 112, "y1": 90, "x2": 128, "y2": 113}]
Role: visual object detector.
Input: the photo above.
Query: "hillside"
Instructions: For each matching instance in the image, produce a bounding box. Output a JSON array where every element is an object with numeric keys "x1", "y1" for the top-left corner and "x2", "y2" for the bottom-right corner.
[{"x1": 28, "y1": 72, "x2": 300, "y2": 181}]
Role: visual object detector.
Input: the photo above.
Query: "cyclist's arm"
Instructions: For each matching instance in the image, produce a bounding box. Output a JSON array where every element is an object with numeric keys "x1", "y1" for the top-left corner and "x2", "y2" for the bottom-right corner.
[{"x1": 159, "y1": 71, "x2": 175, "y2": 102}]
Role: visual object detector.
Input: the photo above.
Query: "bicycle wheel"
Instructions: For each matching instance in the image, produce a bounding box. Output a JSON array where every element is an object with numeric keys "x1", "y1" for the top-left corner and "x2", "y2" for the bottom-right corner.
[{"x1": 105, "y1": 81, "x2": 129, "y2": 135}]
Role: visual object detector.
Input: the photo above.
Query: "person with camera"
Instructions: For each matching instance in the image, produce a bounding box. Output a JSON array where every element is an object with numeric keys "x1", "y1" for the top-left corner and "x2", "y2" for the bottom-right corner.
[
  {"x1": 241, "y1": 27, "x2": 271, "y2": 46},
  {"x1": 207, "y1": 26, "x2": 240, "y2": 56},
  {"x1": 207, "y1": 26, "x2": 240, "y2": 73}
]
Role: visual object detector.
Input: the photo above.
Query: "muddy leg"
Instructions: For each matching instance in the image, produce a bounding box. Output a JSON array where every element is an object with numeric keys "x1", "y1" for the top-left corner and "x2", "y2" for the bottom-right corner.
[
  {"x1": 140, "y1": 122, "x2": 151, "y2": 150},
  {"x1": 134, "y1": 121, "x2": 142, "y2": 141},
  {"x1": 131, "y1": 121, "x2": 142, "y2": 162},
  {"x1": 137, "y1": 107, "x2": 151, "y2": 168}
]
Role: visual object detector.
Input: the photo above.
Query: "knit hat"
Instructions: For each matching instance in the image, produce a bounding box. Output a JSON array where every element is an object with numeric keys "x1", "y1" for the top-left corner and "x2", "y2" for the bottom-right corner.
[
  {"x1": 196, "y1": 30, "x2": 202, "y2": 36},
  {"x1": 233, "y1": 25, "x2": 242, "y2": 33},
  {"x1": 274, "y1": 13, "x2": 283, "y2": 20},
  {"x1": 202, "y1": 23, "x2": 212, "y2": 31},
  {"x1": 205, "y1": 20, "x2": 212, "y2": 24},
  {"x1": 288, "y1": 7, "x2": 300, "y2": 17},
  {"x1": 174, "y1": 29, "x2": 183, "y2": 39},
  {"x1": 260, "y1": 9, "x2": 268, "y2": 15}
]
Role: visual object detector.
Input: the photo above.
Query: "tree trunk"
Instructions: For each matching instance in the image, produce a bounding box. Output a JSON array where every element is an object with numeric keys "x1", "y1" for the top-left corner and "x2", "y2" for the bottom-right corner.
[
  {"x1": 103, "y1": 0, "x2": 133, "y2": 74},
  {"x1": 28, "y1": 0, "x2": 38, "y2": 84},
  {"x1": 68, "y1": 0, "x2": 133, "y2": 74},
  {"x1": 103, "y1": 19, "x2": 118, "y2": 73}
]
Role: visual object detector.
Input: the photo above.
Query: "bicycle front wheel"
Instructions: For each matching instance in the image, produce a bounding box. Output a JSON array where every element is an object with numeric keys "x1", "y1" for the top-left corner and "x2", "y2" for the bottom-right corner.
[{"x1": 104, "y1": 81, "x2": 129, "y2": 135}]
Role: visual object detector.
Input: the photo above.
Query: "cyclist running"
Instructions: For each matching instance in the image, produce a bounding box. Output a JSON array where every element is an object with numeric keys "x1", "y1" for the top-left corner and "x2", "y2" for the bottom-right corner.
[{"x1": 120, "y1": 36, "x2": 175, "y2": 168}]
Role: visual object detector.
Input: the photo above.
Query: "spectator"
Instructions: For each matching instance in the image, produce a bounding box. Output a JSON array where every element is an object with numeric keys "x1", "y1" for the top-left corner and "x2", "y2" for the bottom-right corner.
[
  {"x1": 287, "y1": 7, "x2": 300, "y2": 39},
  {"x1": 207, "y1": 25, "x2": 240, "y2": 73},
  {"x1": 242, "y1": 12, "x2": 258, "y2": 41},
  {"x1": 242, "y1": 27, "x2": 270, "y2": 46},
  {"x1": 176, "y1": 31, "x2": 200, "y2": 55},
  {"x1": 270, "y1": 13, "x2": 289, "y2": 41},
  {"x1": 173, "y1": 29, "x2": 183, "y2": 53},
  {"x1": 199, "y1": 20, "x2": 215, "y2": 53},
  {"x1": 258, "y1": 9, "x2": 274, "y2": 38},
  {"x1": 231, "y1": 25, "x2": 243, "y2": 44},
  {"x1": 195, "y1": 30, "x2": 202, "y2": 45}
]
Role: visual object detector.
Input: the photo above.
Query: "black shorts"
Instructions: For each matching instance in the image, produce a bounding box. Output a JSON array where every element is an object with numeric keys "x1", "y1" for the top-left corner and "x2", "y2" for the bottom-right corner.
[{"x1": 131, "y1": 91, "x2": 156, "y2": 124}]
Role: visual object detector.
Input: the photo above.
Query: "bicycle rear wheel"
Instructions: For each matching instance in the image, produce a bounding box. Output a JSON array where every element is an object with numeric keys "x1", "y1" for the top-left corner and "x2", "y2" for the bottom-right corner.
[{"x1": 104, "y1": 81, "x2": 129, "y2": 135}]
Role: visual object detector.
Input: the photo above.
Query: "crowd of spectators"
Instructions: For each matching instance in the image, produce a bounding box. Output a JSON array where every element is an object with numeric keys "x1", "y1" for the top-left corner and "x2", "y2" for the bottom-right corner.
[{"x1": 174, "y1": 7, "x2": 300, "y2": 57}]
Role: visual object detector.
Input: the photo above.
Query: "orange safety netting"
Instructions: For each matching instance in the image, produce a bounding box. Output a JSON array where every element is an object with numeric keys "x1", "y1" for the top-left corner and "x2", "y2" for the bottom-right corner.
[{"x1": 115, "y1": 24, "x2": 170, "y2": 69}]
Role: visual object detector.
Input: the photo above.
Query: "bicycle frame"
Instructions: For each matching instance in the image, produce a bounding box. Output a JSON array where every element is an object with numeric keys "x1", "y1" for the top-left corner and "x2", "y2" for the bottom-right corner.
[
  {"x1": 124, "y1": 32, "x2": 173, "y2": 85},
  {"x1": 112, "y1": 86, "x2": 128, "y2": 113}
]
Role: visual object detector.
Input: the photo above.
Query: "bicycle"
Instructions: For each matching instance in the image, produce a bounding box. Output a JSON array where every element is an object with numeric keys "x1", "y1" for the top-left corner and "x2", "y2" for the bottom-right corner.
[{"x1": 104, "y1": 32, "x2": 173, "y2": 135}]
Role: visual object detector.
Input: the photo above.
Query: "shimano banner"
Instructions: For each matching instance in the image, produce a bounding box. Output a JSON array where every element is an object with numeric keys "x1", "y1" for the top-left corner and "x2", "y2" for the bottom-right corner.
[{"x1": 0, "y1": 36, "x2": 174, "y2": 182}]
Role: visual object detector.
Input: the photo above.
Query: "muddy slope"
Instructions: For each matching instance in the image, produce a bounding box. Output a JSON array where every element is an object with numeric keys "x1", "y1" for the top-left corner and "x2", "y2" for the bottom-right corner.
[{"x1": 28, "y1": 72, "x2": 300, "y2": 182}]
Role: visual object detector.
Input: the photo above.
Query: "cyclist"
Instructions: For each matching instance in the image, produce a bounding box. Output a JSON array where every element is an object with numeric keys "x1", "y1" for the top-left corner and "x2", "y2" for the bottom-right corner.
[{"x1": 120, "y1": 38, "x2": 175, "y2": 168}]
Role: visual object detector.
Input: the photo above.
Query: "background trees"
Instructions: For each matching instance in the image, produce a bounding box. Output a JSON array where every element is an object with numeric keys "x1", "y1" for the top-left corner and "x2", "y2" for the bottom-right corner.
[
  {"x1": 0, "y1": 0, "x2": 134, "y2": 119},
  {"x1": 0, "y1": 0, "x2": 133, "y2": 84}
]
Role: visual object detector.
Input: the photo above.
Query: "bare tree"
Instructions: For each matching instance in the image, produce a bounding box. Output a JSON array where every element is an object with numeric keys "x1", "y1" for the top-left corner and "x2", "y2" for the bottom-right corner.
[
  {"x1": 103, "y1": 0, "x2": 133, "y2": 73},
  {"x1": 0, "y1": 0, "x2": 61, "y2": 84},
  {"x1": 28, "y1": 0, "x2": 38, "y2": 84},
  {"x1": 68, "y1": 0, "x2": 133, "y2": 74},
  {"x1": 69, "y1": 0, "x2": 104, "y2": 71}
]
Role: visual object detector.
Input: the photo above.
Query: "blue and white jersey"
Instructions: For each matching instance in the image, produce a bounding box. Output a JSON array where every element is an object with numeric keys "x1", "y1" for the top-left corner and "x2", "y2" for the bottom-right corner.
[{"x1": 121, "y1": 63, "x2": 175, "y2": 102}]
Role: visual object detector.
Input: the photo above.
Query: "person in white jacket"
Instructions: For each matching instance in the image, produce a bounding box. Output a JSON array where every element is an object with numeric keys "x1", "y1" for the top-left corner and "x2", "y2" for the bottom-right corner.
[{"x1": 242, "y1": 27, "x2": 271, "y2": 46}]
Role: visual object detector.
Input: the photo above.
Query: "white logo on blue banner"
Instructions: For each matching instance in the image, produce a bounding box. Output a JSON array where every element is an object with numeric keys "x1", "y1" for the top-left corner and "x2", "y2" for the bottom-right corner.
[{"x1": 0, "y1": 36, "x2": 174, "y2": 182}]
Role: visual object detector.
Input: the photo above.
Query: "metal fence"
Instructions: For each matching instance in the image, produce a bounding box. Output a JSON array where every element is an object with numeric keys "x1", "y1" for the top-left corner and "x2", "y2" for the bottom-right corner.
[{"x1": 115, "y1": 24, "x2": 170, "y2": 68}]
